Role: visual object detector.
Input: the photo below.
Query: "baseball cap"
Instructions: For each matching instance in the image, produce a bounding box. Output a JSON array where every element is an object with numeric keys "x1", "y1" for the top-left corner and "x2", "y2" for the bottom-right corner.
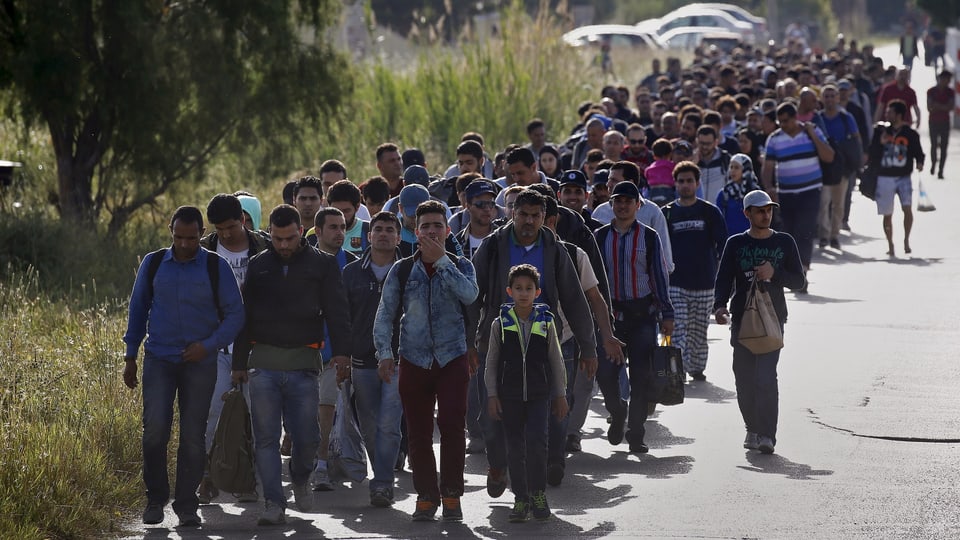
[
  {"x1": 592, "y1": 169, "x2": 610, "y2": 187},
  {"x1": 402, "y1": 165, "x2": 431, "y2": 187},
  {"x1": 559, "y1": 170, "x2": 588, "y2": 190},
  {"x1": 611, "y1": 181, "x2": 640, "y2": 200},
  {"x1": 401, "y1": 148, "x2": 426, "y2": 167},
  {"x1": 464, "y1": 180, "x2": 497, "y2": 202},
  {"x1": 836, "y1": 79, "x2": 852, "y2": 90},
  {"x1": 398, "y1": 184, "x2": 431, "y2": 216},
  {"x1": 743, "y1": 189, "x2": 779, "y2": 209}
]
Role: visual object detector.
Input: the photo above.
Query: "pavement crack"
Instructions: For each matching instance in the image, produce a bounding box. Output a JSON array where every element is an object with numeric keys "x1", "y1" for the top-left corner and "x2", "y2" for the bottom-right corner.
[{"x1": 806, "y1": 409, "x2": 960, "y2": 443}]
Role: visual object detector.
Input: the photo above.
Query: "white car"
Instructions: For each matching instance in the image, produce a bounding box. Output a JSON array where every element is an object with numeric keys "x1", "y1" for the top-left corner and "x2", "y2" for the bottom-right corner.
[
  {"x1": 658, "y1": 27, "x2": 743, "y2": 51},
  {"x1": 636, "y1": 7, "x2": 756, "y2": 44},
  {"x1": 562, "y1": 24, "x2": 665, "y2": 50},
  {"x1": 681, "y1": 3, "x2": 770, "y2": 42}
]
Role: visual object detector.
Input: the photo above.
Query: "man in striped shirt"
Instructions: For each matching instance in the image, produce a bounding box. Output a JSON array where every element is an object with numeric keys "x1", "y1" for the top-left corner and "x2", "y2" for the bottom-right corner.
[
  {"x1": 593, "y1": 181, "x2": 674, "y2": 454},
  {"x1": 760, "y1": 102, "x2": 835, "y2": 291}
]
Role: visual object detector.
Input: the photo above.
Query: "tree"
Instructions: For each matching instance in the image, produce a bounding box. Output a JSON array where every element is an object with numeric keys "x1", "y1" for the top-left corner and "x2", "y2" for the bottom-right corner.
[
  {"x1": 0, "y1": 0, "x2": 351, "y2": 233},
  {"x1": 917, "y1": 0, "x2": 959, "y2": 29}
]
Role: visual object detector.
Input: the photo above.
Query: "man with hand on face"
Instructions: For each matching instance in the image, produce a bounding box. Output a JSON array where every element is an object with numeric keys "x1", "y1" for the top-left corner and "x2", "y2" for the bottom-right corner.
[
  {"x1": 373, "y1": 201, "x2": 478, "y2": 522},
  {"x1": 714, "y1": 191, "x2": 805, "y2": 455},
  {"x1": 123, "y1": 206, "x2": 245, "y2": 528},
  {"x1": 231, "y1": 205, "x2": 351, "y2": 526}
]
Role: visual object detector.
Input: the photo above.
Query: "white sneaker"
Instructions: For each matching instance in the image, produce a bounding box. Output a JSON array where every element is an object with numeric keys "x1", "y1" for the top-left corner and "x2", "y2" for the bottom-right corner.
[
  {"x1": 743, "y1": 432, "x2": 759, "y2": 450},
  {"x1": 257, "y1": 501, "x2": 285, "y2": 525},
  {"x1": 293, "y1": 482, "x2": 313, "y2": 512},
  {"x1": 311, "y1": 466, "x2": 333, "y2": 492}
]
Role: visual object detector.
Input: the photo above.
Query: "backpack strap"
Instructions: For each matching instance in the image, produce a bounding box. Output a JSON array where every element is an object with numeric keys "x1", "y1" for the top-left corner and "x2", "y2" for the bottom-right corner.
[{"x1": 145, "y1": 247, "x2": 222, "y2": 321}]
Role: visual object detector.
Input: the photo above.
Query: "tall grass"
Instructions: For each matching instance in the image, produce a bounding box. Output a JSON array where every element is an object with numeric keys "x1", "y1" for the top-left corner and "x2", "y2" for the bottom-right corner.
[{"x1": 0, "y1": 270, "x2": 143, "y2": 538}]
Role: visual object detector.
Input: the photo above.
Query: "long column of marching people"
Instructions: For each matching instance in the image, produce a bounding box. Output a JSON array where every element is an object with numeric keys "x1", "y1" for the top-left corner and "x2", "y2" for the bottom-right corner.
[{"x1": 122, "y1": 34, "x2": 950, "y2": 527}]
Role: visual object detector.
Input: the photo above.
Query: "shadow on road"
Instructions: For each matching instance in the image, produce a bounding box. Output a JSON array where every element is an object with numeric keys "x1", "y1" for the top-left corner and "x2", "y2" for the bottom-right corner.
[
  {"x1": 683, "y1": 380, "x2": 737, "y2": 404},
  {"x1": 737, "y1": 452, "x2": 834, "y2": 480}
]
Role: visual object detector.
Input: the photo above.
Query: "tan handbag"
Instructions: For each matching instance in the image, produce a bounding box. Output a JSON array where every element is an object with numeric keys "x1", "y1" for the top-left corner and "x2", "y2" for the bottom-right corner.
[{"x1": 737, "y1": 278, "x2": 783, "y2": 354}]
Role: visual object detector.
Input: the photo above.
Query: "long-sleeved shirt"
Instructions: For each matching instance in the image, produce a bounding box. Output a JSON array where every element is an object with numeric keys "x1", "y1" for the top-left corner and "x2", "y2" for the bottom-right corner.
[
  {"x1": 124, "y1": 247, "x2": 244, "y2": 362},
  {"x1": 591, "y1": 198, "x2": 675, "y2": 273},
  {"x1": 662, "y1": 199, "x2": 728, "y2": 290},
  {"x1": 595, "y1": 221, "x2": 674, "y2": 321}
]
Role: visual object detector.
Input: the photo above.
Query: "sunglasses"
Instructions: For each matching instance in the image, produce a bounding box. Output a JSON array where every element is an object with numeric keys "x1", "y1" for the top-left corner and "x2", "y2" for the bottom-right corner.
[{"x1": 472, "y1": 201, "x2": 497, "y2": 210}]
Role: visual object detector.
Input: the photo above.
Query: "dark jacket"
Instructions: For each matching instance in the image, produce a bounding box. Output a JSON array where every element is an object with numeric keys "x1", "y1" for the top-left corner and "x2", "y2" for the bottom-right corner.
[
  {"x1": 343, "y1": 249, "x2": 401, "y2": 369},
  {"x1": 467, "y1": 224, "x2": 596, "y2": 355},
  {"x1": 554, "y1": 206, "x2": 611, "y2": 308},
  {"x1": 233, "y1": 241, "x2": 351, "y2": 370}
]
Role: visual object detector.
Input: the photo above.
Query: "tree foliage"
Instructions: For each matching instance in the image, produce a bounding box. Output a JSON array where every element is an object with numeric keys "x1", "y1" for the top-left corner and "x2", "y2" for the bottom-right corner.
[
  {"x1": 0, "y1": 0, "x2": 351, "y2": 233},
  {"x1": 917, "y1": 0, "x2": 959, "y2": 29}
]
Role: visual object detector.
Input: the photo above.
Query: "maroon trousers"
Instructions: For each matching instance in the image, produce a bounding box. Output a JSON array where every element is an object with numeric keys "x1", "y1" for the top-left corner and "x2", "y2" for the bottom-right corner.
[{"x1": 398, "y1": 355, "x2": 469, "y2": 503}]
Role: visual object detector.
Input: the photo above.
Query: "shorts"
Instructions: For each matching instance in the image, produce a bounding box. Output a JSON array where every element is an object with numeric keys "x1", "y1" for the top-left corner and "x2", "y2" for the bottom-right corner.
[
  {"x1": 875, "y1": 175, "x2": 912, "y2": 215},
  {"x1": 318, "y1": 362, "x2": 339, "y2": 406}
]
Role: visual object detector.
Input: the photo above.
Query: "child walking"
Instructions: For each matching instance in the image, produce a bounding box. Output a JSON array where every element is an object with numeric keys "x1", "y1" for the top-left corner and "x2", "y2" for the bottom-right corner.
[{"x1": 485, "y1": 264, "x2": 568, "y2": 522}]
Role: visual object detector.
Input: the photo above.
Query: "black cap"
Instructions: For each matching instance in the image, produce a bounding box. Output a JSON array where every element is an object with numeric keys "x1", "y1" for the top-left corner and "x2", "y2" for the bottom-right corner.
[
  {"x1": 401, "y1": 148, "x2": 426, "y2": 168},
  {"x1": 464, "y1": 180, "x2": 497, "y2": 202},
  {"x1": 611, "y1": 181, "x2": 640, "y2": 200},
  {"x1": 592, "y1": 169, "x2": 610, "y2": 187},
  {"x1": 559, "y1": 170, "x2": 588, "y2": 190},
  {"x1": 402, "y1": 165, "x2": 431, "y2": 187}
]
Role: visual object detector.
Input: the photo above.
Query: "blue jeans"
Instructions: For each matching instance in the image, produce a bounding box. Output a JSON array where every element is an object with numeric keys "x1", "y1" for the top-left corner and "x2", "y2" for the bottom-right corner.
[
  {"x1": 204, "y1": 350, "x2": 251, "y2": 456},
  {"x1": 248, "y1": 368, "x2": 320, "y2": 508},
  {"x1": 141, "y1": 354, "x2": 217, "y2": 514},
  {"x1": 501, "y1": 398, "x2": 550, "y2": 500},
  {"x1": 351, "y1": 367, "x2": 402, "y2": 492},
  {"x1": 597, "y1": 315, "x2": 658, "y2": 442},
  {"x1": 778, "y1": 188, "x2": 821, "y2": 268},
  {"x1": 731, "y1": 327, "x2": 782, "y2": 444},
  {"x1": 547, "y1": 339, "x2": 576, "y2": 467}
]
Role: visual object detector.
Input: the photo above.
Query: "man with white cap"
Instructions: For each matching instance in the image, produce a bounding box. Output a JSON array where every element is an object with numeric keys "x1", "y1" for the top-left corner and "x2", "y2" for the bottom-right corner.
[{"x1": 713, "y1": 190, "x2": 806, "y2": 455}]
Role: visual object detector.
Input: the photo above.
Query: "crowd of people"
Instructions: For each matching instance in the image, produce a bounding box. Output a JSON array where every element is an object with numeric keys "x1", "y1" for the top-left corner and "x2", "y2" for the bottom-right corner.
[{"x1": 121, "y1": 32, "x2": 951, "y2": 528}]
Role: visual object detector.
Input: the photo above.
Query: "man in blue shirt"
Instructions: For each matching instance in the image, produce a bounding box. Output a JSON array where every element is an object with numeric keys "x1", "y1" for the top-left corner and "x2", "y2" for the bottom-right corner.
[{"x1": 123, "y1": 205, "x2": 245, "y2": 528}]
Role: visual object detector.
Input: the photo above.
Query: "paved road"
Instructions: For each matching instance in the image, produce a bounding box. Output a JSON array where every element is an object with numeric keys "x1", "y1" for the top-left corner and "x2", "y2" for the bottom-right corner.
[{"x1": 125, "y1": 45, "x2": 960, "y2": 539}]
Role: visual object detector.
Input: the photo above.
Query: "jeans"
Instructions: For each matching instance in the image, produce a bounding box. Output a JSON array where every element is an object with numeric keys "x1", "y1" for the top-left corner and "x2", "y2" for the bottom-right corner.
[
  {"x1": 502, "y1": 398, "x2": 550, "y2": 500},
  {"x1": 597, "y1": 315, "x2": 657, "y2": 442},
  {"x1": 779, "y1": 188, "x2": 821, "y2": 268},
  {"x1": 141, "y1": 354, "x2": 217, "y2": 514},
  {"x1": 466, "y1": 365, "x2": 484, "y2": 442},
  {"x1": 477, "y1": 353, "x2": 508, "y2": 470},
  {"x1": 731, "y1": 326, "x2": 782, "y2": 444},
  {"x1": 204, "y1": 350, "x2": 251, "y2": 456},
  {"x1": 818, "y1": 178, "x2": 849, "y2": 241},
  {"x1": 547, "y1": 339, "x2": 577, "y2": 467},
  {"x1": 930, "y1": 122, "x2": 950, "y2": 175},
  {"x1": 399, "y1": 355, "x2": 469, "y2": 503},
  {"x1": 248, "y1": 367, "x2": 320, "y2": 508},
  {"x1": 352, "y1": 367, "x2": 402, "y2": 491}
]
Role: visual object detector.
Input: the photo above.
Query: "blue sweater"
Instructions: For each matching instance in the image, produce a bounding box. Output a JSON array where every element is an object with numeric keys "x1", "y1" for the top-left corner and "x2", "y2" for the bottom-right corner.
[
  {"x1": 662, "y1": 199, "x2": 728, "y2": 290},
  {"x1": 124, "y1": 247, "x2": 244, "y2": 362}
]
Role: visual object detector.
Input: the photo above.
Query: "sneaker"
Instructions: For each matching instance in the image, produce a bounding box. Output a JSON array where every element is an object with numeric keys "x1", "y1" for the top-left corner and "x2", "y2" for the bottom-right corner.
[
  {"x1": 466, "y1": 437, "x2": 486, "y2": 454},
  {"x1": 197, "y1": 477, "x2": 218, "y2": 504},
  {"x1": 293, "y1": 481, "x2": 313, "y2": 512},
  {"x1": 743, "y1": 432, "x2": 759, "y2": 450},
  {"x1": 758, "y1": 435, "x2": 775, "y2": 454},
  {"x1": 530, "y1": 490, "x2": 551, "y2": 520},
  {"x1": 840, "y1": 221, "x2": 851, "y2": 232},
  {"x1": 508, "y1": 499, "x2": 530, "y2": 523},
  {"x1": 565, "y1": 434, "x2": 581, "y2": 453},
  {"x1": 411, "y1": 498, "x2": 438, "y2": 522},
  {"x1": 370, "y1": 487, "x2": 394, "y2": 508},
  {"x1": 607, "y1": 409, "x2": 626, "y2": 445},
  {"x1": 486, "y1": 467, "x2": 508, "y2": 498},
  {"x1": 546, "y1": 463, "x2": 564, "y2": 487},
  {"x1": 688, "y1": 370, "x2": 706, "y2": 382},
  {"x1": 830, "y1": 238, "x2": 841, "y2": 250},
  {"x1": 142, "y1": 503, "x2": 165, "y2": 525},
  {"x1": 280, "y1": 434, "x2": 292, "y2": 457},
  {"x1": 235, "y1": 491, "x2": 259, "y2": 503},
  {"x1": 629, "y1": 441, "x2": 649, "y2": 453},
  {"x1": 312, "y1": 466, "x2": 334, "y2": 492},
  {"x1": 818, "y1": 238, "x2": 828, "y2": 249},
  {"x1": 441, "y1": 497, "x2": 463, "y2": 521},
  {"x1": 395, "y1": 450, "x2": 407, "y2": 472},
  {"x1": 176, "y1": 511, "x2": 201, "y2": 527},
  {"x1": 258, "y1": 501, "x2": 286, "y2": 525}
]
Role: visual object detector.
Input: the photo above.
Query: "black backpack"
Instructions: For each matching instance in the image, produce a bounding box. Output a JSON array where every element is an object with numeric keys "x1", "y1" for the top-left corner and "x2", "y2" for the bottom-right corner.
[
  {"x1": 145, "y1": 248, "x2": 222, "y2": 320},
  {"x1": 208, "y1": 386, "x2": 257, "y2": 494}
]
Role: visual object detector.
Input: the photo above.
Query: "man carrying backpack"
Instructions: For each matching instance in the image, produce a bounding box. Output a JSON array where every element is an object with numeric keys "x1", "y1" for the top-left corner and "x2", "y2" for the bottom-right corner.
[{"x1": 123, "y1": 206, "x2": 245, "y2": 528}]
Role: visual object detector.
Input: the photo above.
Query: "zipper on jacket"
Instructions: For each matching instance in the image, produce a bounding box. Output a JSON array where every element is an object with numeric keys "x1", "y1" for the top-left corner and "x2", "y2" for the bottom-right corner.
[{"x1": 518, "y1": 316, "x2": 532, "y2": 402}]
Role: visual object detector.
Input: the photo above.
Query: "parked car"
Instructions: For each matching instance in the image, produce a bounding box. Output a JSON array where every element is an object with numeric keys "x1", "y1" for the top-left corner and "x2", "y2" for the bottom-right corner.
[
  {"x1": 681, "y1": 3, "x2": 770, "y2": 42},
  {"x1": 562, "y1": 24, "x2": 665, "y2": 50},
  {"x1": 636, "y1": 7, "x2": 756, "y2": 44},
  {"x1": 658, "y1": 27, "x2": 743, "y2": 51}
]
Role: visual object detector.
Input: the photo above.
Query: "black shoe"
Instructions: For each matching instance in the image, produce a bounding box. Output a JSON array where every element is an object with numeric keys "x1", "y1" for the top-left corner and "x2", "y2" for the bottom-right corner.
[
  {"x1": 797, "y1": 283, "x2": 808, "y2": 295},
  {"x1": 530, "y1": 490, "x2": 551, "y2": 520},
  {"x1": 629, "y1": 441, "x2": 650, "y2": 453},
  {"x1": 938, "y1": 171, "x2": 945, "y2": 179},
  {"x1": 486, "y1": 467, "x2": 508, "y2": 498},
  {"x1": 818, "y1": 238, "x2": 828, "y2": 249},
  {"x1": 412, "y1": 498, "x2": 438, "y2": 522},
  {"x1": 564, "y1": 434, "x2": 581, "y2": 453},
  {"x1": 830, "y1": 238, "x2": 841, "y2": 250},
  {"x1": 688, "y1": 370, "x2": 706, "y2": 381},
  {"x1": 441, "y1": 497, "x2": 463, "y2": 521},
  {"x1": 546, "y1": 463, "x2": 564, "y2": 487},
  {"x1": 176, "y1": 511, "x2": 201, "y2": 527},
  {"x1": 607, "y1": 409, "x2": 626, "y2": 445},
  {"x1": 508, "y1": 499, "x2": 530, "y2": 522},
  {"x1": 142, "y1": 503, "x2": 164, "y2": 525}
]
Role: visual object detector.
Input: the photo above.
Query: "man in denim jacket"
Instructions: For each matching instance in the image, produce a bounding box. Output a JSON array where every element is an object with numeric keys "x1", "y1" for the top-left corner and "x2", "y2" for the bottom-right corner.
[{"x1": 373, "y1": 200, "x2": 479, "y2": 522}]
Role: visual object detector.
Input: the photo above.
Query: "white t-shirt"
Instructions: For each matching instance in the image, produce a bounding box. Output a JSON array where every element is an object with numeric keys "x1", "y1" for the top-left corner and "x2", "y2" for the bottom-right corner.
[
  {"x1": 557, "y1": 246, "x2": 600, "y2": 344},
  {"x1": 467, "y1": 234, "x2": 486, "y2": 259},
  {"x1": 216, "y1": 243, "x2": 249, "y2": 287}
]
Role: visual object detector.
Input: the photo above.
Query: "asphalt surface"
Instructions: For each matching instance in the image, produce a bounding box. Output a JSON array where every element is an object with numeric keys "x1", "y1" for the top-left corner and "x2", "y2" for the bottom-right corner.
[{"x1": 122, "y1": 45, "x2": 960, "y2": 539}]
